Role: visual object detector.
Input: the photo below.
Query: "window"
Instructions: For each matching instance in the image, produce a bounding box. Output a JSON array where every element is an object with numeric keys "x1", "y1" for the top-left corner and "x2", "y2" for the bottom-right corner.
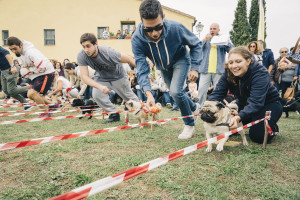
[
  {"x1": 97, "y1": 27, "x2": 107, "y2": 39},
  {"x1": 121, "y1": 22, "x2": 135, "y2": 35},
  {"x1": 2, "y1": 30, "x2": 9, "y2": 46},
  {"x1": 44, "y1": 29, "x2": 55, "y2": 45}
]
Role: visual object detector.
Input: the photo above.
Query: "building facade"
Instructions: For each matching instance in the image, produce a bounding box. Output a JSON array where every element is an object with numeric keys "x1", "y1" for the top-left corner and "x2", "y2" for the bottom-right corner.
[{"x1": 0, "y1": 0, "x2": 196, "y2": 62}]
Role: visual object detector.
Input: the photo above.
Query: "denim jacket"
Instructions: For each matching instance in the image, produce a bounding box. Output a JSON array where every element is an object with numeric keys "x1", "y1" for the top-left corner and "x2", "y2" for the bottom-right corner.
[{"x1": 199, "y1": 38, "x2": 233, "y2": 74}]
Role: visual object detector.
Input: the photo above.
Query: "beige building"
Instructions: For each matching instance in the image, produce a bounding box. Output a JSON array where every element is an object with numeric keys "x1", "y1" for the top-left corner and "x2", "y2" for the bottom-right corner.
[{"x1": 0, "y1": 0, "x2": 196, "y2": 62}]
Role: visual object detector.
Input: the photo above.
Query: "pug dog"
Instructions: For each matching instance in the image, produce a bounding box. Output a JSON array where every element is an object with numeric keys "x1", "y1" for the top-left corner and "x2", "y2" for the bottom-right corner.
[
  {"x1": 124, "y1": 99, "x2": 161, "y2": 127},
  {"x1": 200, "y1": 101, "x2": 248, "y2": 152},
  {"x1": 72, "y1": 99, "x2": 99, "y2": 119}
]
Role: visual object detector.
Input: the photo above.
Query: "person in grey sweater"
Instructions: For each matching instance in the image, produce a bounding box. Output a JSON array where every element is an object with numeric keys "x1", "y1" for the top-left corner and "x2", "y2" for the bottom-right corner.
[{"x1": 77, "y1": 33, "x2": 138, "y2": 123}]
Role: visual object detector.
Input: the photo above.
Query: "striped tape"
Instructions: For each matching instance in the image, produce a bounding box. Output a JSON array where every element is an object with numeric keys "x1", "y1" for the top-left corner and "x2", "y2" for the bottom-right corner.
[
  {"x1": 50, "y1": 118, "x2": 265, "y2": 200},
  {"x1": 0, "y1": 114, "x2": 196, "y2": 151},
  {"x1": 0, "y1": 108, "x2": 99, "y2": 118}
]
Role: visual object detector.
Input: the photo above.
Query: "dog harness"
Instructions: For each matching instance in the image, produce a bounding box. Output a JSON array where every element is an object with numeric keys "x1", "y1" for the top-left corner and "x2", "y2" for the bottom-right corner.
[{"x1": 135, "y1": 102, "x2": 149, "y2": 118}]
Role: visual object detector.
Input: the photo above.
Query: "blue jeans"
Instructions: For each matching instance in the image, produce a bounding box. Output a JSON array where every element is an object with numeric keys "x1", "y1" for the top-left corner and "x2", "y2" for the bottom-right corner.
[
  {"x1": 84, "y1": 86, "x2": 93, "y2": 100},
  {"x1": 161, "y1": 57, "x2": 196, "y2": 126},
  {"x1": 137, "y1": 89, "x2": 147, "y2": 102},
  {"x1": 162, "y1": 91, "x2": 173, "y2": 105}
]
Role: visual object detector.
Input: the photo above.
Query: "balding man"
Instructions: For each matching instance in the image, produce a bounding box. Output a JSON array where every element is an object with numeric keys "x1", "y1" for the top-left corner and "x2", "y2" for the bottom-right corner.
[{"x1": 197, "y1": 23, "x2": 233, "y2": 106}]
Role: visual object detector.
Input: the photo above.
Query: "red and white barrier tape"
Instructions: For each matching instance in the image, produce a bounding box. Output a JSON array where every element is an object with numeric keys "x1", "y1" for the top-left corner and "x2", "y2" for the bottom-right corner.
[
  {"x1": 0, "y1": 114, "x2": 196, "y2": 151},
  {"x1": 264, "y1": 112, "x2": 274, "y2": 136},
  {"x1": 0, "y1": 108, "x2": 46, "y2": 114},
  {"x1": 0, "y1": 108, "x2": 99, "y2": 118},
  {"x1": 0, "y1": 103, "x2": 65, "y2": 109},
  {"x1": 0, "y1": 109, "x2": 127, "y2": 125},
  {"x1": 50, "y1": 118, "x2": 265, "y2": 200}
]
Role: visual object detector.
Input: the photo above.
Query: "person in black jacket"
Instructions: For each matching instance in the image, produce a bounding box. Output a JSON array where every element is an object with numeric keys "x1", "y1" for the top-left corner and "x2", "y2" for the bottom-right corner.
[{"x1": 208, "y1": 46, "x2": 282, "y2": 144}]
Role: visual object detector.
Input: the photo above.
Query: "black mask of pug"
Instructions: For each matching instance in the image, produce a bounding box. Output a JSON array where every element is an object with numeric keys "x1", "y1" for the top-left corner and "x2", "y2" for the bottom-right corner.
[
  {"x1": 200, "y1": 101, "x2": 248, "y2": 152},
  {"x1": 72, "y1": 99, "x2": 98, "y2": 119}
]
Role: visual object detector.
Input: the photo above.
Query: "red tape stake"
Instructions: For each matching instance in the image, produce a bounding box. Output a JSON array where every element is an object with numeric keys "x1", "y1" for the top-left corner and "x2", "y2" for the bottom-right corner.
[
  {"x1": 50, "y1": 118, "x2": 265, "y2": 200},
  {"x1": 0, "y1": 114, "x2": 198, "y2": 151}
]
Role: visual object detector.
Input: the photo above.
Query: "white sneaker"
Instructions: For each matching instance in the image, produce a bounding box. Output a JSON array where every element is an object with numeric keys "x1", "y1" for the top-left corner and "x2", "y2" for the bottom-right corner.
[
  {"x1": 7, "y1": 99, "x2": 15, "y2": 104},
  {"x1": 178, "y1": 125, "x2": 195, "y2": 139},
  {"x1": 193, "y1": 103, "x2": 201, "y2": 121},
  {"x1": 166, "y1": 103, "x2": 173, "y2": 109}
]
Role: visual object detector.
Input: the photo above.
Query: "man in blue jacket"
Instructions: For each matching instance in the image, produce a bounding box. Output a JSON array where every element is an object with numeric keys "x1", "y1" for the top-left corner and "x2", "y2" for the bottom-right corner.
[
  {"x1": 131, "y1": 0, "x2": 202, "y2": 139},
  {"x1": 258, "y1": 40, "x2": 275, "y2": 73},
  {"x1": 197, "y1": 23, "x2": 234, "y2": 107}
]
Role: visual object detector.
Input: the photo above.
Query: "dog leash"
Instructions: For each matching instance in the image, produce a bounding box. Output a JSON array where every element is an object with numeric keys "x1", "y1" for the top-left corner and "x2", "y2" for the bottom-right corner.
[{"x1": 284, "y1": 97, "x2": 300, "y2": 108}]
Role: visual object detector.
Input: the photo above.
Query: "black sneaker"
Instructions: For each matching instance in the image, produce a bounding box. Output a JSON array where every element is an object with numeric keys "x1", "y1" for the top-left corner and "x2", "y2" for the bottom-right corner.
[
  {"x1": 49, "y1": 104, "x2": 59, "y2": 111},
  {"x1": 24, "y1": 105, "x2": 32, "y2": 110},
  {"x1": 104, "y1": 113, "x2": 120, "y2": 123}
]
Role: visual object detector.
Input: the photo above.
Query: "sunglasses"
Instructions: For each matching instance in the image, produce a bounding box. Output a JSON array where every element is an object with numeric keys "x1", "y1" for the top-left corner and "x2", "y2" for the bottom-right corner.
[
  {"x1": 144, "y1": 24, "x2": 163, "y2": 33},
  {"x1": 280, "y1": 51, "x2": 288, "y2": 53},
  {"x1": 250, "y1": 45, "x2": 256, "y2": 48}
]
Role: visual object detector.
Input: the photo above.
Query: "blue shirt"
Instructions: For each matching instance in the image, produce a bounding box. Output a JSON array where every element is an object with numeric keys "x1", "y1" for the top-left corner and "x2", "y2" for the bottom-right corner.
[{"x1": 0, "y1": 46, "x2": 11, "y2": 71}]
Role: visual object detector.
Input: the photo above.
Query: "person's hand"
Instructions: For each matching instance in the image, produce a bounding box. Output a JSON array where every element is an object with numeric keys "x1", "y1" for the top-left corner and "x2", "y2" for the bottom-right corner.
[
  {"x1": 48, "y1": 93, "x2": 52, "y2": 98},
  {"x1": 188, "y1": 70, "x2": 198, "y2": 82},
  {"x1": 11, "y1": 66, "x2": 17, "y2": 74},
  {"x1": 97, "y1": 85, "x2": 110, "y2": 94},
  {"x1": 204, "y1": 33, "x2": 213, "y2": 42},
  {"x1": 229, "y1": 116, "x2": 240, "y2": 130},
  {"x1": 294, "y1": 76, "x2": 299, "y2": 81},
  {"x1": 77, "y1": 94, "x2": 82, "y2": 99},
  {"x1": 145, "y1": 91, "x2": 155, "y2": 109},
  {"x1": 280, "y1": 63, "x2": 288, "y2": 70}
]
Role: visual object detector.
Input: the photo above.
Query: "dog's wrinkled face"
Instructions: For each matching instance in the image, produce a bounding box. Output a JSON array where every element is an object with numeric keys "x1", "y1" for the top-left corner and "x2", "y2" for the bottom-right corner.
[
  {"x1": 200, "y1": 101, "x2": 225, "y2": 123},
  {"x1": 124, "y1": 99, "x2": 141, "y2": 111}
]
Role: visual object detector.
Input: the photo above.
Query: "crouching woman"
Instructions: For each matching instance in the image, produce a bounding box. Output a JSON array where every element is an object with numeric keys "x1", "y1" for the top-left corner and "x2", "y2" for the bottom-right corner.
[
  {"x1": 208, "y1": 46, "x2": 282, "y2": 143},
  {"x1": 48, "y1": 72, "x2": 79, "y2": 99}
]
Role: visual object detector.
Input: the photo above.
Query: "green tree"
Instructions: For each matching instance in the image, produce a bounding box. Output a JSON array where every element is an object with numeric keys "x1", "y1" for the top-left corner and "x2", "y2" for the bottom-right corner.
[
  {"x1": 230, "y1": 0, "x2": 251, "y2": 46},
  {"x1": 249, "y1": 0, "x2": 267, "y2": 42}
]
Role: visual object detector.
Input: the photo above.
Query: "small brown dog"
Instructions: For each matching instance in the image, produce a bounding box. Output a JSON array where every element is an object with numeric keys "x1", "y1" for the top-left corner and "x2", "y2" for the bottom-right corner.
[
  {"x1": 124, "y1": 100, "x2": 161, "y2": 128},
  {"x1": 200, "y1": 101, "x2": 248, "y2": 152}
]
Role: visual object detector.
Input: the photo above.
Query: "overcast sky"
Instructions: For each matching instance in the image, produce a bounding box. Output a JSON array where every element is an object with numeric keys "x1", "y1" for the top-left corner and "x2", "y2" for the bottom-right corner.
[{"x1": 159, "y1": 0, "x2": 300, "y2": 58}]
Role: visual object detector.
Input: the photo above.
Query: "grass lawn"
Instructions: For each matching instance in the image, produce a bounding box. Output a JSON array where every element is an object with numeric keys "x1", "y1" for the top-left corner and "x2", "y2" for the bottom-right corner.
[{"x1": 0, "y1": 106, "x2": 299, "y2": 200}]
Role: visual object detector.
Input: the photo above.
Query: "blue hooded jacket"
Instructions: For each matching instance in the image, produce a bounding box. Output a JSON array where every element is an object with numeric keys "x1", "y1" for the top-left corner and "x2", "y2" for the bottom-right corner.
[
  {"x1": 262, "y1": 48, "x2": 275, "y2": 69},
  {"x1": 131, "y1": 19, "x2": 202, "y2": 92},
  {"x1": 208, "y1": 61, "x2": 279, "y2": 121}
]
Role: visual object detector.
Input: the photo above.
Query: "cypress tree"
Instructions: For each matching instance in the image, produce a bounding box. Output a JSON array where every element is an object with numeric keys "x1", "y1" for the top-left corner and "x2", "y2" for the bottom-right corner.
[
  {"x1": 230, "y1": 0, "x2": 251, "y2": 46},
  {"x1": 249, "y1": 0, "x2": 267, "y2": 42}
]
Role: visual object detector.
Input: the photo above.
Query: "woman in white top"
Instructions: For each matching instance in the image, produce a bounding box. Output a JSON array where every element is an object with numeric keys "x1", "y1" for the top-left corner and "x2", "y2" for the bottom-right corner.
[{"x1": 48, "y1": 72, "x2": 79, "y2": 98}]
